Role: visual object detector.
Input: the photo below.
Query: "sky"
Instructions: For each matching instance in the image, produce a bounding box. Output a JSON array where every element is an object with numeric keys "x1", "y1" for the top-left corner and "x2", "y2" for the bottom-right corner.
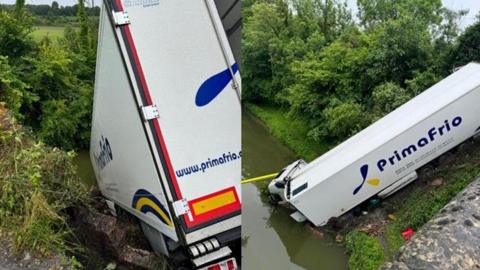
[
  {"x1": 345, "y1": 0, "x2": 480, "y2": 29},
  {"x1": 0, "y1": 0, "x2": 479, "y2": 28}
]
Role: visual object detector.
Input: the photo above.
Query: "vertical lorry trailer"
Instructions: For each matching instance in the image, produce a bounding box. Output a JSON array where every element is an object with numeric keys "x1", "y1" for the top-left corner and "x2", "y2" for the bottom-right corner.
[
  {"x1": 268, "y1": 63, "x2": 480, "y2": 227},
  {"x1": 90, "y1": 0, "x2": 241, "y2": 269}
]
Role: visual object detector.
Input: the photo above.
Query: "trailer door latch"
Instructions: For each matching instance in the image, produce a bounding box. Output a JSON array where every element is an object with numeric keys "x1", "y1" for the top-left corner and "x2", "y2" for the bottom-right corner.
[
  {"x1": 141, "y1": 105, "x2": 160, "y2": 121},
  {"x1": 173, "y1": 198, "x2": 193, "y2": 222},
  {"x1": 112, "y1": 11, "x2": 131, "y2": 26}
]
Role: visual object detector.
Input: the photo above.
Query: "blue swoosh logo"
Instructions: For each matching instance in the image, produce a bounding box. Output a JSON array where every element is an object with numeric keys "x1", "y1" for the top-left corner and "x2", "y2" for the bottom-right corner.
[
  {"x1": 353, "y1": 165, "x2": 369, "y2": 195},
  {"x1": 195, "y1": 63, "x2": 238, "y2": 107}
]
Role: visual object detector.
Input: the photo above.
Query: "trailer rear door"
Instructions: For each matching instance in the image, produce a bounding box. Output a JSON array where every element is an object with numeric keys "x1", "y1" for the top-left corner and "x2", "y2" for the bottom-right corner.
[{"x1": 104, "y1": 0, "x2": 241, "y2": 236}]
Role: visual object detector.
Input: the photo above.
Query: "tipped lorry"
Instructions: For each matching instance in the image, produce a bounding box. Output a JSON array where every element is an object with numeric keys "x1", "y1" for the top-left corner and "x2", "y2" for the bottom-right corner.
[
  {"x1": 90, "y1": 0, "x2": 241, "y2": 269},
  {"x1": 268, "y1": 63, "x2": 480, "y2": 227}
]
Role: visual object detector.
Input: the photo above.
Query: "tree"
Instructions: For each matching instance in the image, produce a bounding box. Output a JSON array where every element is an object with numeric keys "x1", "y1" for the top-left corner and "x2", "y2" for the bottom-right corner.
[
  {"x1": 357, "y1": 0, "x2": 442, "y2": 29},
  {"x1": 323, "y1": 100, "x2": 370, "y2": 140},
  {"x1": 446, "y1": 21, "x2": 480, "y2": 70},
  {"x1": 51, "y1": 1, "x2": 59, "y2": 10},
  {"x1": 14, "y1": 0, "x2": 25, "y2": 17},
  {"x1": 0, "y1": 2, "x2": 95, "y2": 150},
  {"x1": 242, "y1": 2, "x2": 290, "y2": 102},
  {"x1": 287, "y1": 28, "x2": 370, "y2": 120},
  {"x1": 77, "y1": 0, "x2": 90, "y2": 51},
  {"x1": 292, "y1": 0, "x2": 353, "y2": 42},
  {"x1": 365, "y1": 17, "x2": 433, "y2": 87},
  {"x1": 0, "y1": 10, "x2": 34, "y2": 60},
  {"x1": 371, "y1": 82, "x2": 411, "y2": 117},
  {"x1": 50, "y1": 1, "x2": 59, "y2": 16}
]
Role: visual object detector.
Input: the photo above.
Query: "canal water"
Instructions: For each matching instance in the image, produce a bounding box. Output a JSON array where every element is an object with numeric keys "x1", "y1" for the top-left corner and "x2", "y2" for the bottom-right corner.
[
  {"x1": 242, "y1": 111, "x2": 348, "y2": 270},
  {"x1": 75, "y1": 150, "x2": 96, "y2": 188}
]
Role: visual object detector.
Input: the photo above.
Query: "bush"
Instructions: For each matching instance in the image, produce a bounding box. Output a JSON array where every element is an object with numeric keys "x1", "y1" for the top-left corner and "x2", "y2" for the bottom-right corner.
[
  {"x1": 0, "y1": 5, "x2": 96, "y2": 150},
  {"x1": 0, "y1": 110, "x2": 88, "y2": 256},
  {"x1": 0, "y1": 56, "x2": 34, "y2": 118},
  {"x1": 0, "y1": 10, "x2": 35, "y2": 60},
  {"x1": 323, "y1": 100, "x2": 371, "y2": 140},
  {"x1": 372, "y1": 82, "x2": 411, "y2": 116}
]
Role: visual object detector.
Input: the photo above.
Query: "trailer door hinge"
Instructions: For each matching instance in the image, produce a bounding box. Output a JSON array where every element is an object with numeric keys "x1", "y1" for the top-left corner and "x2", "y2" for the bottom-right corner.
[
  {"x1": 141, "y1": 105, "x2": 160, "y2": 121},
  {"x1": 112, "y1": 11, "x2": 130, "y2": 26},
  {"x1": 173, "y1": 198, "x2": 193, "y2": 222}
]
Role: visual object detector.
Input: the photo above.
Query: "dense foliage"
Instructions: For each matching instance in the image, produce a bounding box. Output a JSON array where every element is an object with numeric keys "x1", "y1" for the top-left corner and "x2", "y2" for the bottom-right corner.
[
  {"x1": 0, "y1": 0, "x2": 97, "y2": 149},
  {"x1": 0, "y1": 105, "x2": 88, "y2": 260},
  {"x1": 243, "y1": 0, "x2": 480, "y2": 142}
]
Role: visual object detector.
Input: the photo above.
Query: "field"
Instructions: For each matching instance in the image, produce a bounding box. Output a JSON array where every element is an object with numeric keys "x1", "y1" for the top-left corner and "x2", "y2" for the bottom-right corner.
[{"x1": 32, "y1": 26, "x2": 66, "y2": 41}]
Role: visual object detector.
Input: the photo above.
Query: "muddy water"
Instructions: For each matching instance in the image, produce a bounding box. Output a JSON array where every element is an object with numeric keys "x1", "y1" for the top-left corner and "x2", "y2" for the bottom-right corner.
[
  {"x1": 74, "y1": 150, "x2": 96, "y2": 188},
  {"x1": 242, "y1": 111, "x2": 348, "y2": 270}
]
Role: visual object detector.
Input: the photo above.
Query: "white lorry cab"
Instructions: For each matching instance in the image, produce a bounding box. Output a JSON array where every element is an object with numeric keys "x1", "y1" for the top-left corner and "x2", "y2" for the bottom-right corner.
[
  {"x1": 268, "y1": 63, "x2": 480, "y2": 227},
  {"x1": 90, "y1": 0, "x2": 241, "y2": 269}
]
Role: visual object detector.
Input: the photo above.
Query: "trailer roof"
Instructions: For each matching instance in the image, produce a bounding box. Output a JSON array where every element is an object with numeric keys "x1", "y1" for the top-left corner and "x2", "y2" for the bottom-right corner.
[{"x1": 295, "y1": 63, "x2": 480, "y2": 183}]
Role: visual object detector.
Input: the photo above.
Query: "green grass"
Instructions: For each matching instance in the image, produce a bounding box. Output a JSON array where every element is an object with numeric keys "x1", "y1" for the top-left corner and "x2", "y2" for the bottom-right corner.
[
  {"x1": 346, "y1": 231, "x2": 385, "y2": 270},
  {"x1": 346, "y1": 144, "x2": 480, "y2": 270},
  {"x1": 32, "y1": 26, "x2": 66, "y2": 41},
  {"x1": 245, "y1": 103, "x2": 330, "y2": 161}
]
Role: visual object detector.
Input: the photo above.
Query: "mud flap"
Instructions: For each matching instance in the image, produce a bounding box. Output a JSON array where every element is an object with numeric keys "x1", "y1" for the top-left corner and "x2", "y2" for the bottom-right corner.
[{"x1": 140, "y1": 221, "x2": 170, "y2": 256}]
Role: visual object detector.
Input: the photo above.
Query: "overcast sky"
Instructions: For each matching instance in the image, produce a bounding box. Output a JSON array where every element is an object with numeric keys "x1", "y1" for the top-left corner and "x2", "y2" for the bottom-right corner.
[
  {"x1": 345, "y1": 0, "x2": 480, "y2": 29},
  {"x1": 1, "y1": 0, "x2": 479, "y2": 28}
]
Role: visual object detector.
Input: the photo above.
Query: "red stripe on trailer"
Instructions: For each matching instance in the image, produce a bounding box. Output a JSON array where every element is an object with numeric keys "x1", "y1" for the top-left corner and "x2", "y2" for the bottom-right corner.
[{"x1": 113, "y1": 0, "x2": 183, "y2": 200}]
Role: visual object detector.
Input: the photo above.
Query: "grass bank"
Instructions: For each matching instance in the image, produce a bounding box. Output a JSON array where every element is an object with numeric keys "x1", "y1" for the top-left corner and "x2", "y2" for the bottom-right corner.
[
  {"x1": 245, "y1": 103, "x2": 330, "y2": 161},
  {"x1": 246, "y1": 102, "x2": 480, "y2": 270},
  {"x1": 0, "y1": 105, "x2": 88, "y2": 268}
]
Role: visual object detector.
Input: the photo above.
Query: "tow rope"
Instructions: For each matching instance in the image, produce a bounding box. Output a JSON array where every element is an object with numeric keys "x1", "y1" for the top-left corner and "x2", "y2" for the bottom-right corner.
[{"x1": 241, "y1": 173, "x2": 278, "y2": 184}]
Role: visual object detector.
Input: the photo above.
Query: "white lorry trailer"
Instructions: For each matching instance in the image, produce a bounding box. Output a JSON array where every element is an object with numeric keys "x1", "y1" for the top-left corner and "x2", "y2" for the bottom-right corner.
[
  {"x1": 90, "y1": 0, "x2": 241, "y2": 269},
  {"x1": 268, "y1": 63, "x2": 480, "y2": 227}
]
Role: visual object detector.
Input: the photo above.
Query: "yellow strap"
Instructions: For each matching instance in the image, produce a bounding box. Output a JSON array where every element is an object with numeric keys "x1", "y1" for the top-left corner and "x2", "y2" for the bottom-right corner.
[{"x1": 241, "y1": 173, "x2": 278, "y2": 184}]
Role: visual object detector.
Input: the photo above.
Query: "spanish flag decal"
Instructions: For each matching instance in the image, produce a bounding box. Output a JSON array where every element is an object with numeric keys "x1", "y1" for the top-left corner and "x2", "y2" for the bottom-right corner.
[{"x1": 132, "y1": 189, "x2": 173, "y2": 227}]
